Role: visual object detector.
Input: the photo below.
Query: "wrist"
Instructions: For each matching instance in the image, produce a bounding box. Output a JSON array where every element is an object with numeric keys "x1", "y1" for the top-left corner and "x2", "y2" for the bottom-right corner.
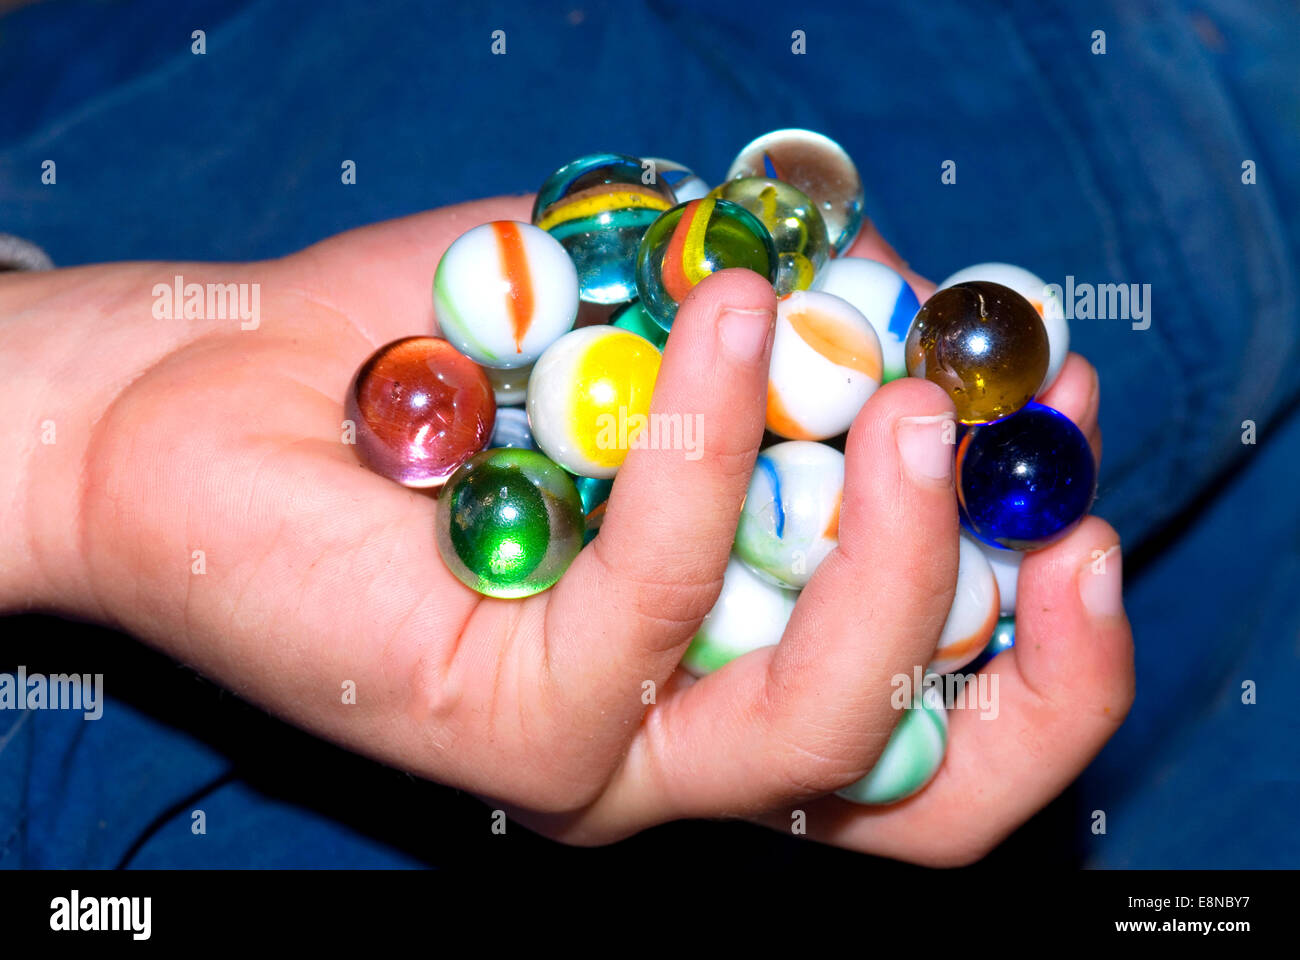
[
  {"x1": 0, "y1": 269, "x2": 97, "y2": 614},
  {"x1": 0, "y1": 262, "x2": 219, "y2": 618}
]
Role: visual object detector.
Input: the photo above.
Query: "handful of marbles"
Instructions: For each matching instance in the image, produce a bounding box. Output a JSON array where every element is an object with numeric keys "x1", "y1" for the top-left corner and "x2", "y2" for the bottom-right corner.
[{"x1": 342, "y1": 129, "x2": 1095, "y2": 810}]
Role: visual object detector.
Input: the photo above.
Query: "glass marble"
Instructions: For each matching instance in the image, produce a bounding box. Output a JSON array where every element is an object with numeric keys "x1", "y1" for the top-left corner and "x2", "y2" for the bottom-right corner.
[
  {"x1": 767, "y1": 290, "x2": 882, "y2": 440},
  {"x1": 682, "y1": 555, "x2": 798, "y2": 676},
  {"x1": 526, "y1": 326, "x2": 662, "y2": 478},
  {"x1": 434, "y1": 448, "x2": 584, "y2": 598},
  {"x1": 435, "y1": 221, "x2": 578, "y2": 369},
  {"x1": 488, "y1": 406, "x2": 536, "y2": 451},
  {"x1": 734, "y1": 441, "x2": 843, "y2": 589},
  {"x1": 532, "y1": 152, "x2": 678, "y2": 304},
  {"x1": 482, "y1": 362, "x2": 532, "y2": 406},
  {"x1": 727, "y1": 128, "x2": 865, "y2": 255},
  {"x1": 938, "y1": 263, "x2": 1070, "y2": 392},
  {"x1": 610, "y1": 299, "x2": 669, "y2": 350},
  {"x1": 814, "y1": 257, "x2": 920, "y2": 383},
  {"x1": 345, "y1": 336, "x2": 495, "y2": 489},
  {"x1": 708, "y1": 177, "x2": 830, "y2": 295},
  {"x1": 957, "y1": 402, "x2": 1097, "y2": 550},
  {"x1": 905, "y1": 280, "x2": 1049, "y2": 424},
  {"x1": 966, "y1": 615, "x2": 1016, "y2": 673},
  {"x1": 643, "y1": 157, "x2": 710, "y2": 202},
  {"x1": 635, "y1": 197, "x2": 777, "y2": 331},
  {"x1": 978, "y1": 538, "x2": 1022, "y2": 614},
  {"x1": 573, "y1": 474, "x2": 614, "y2": 545},
  {"x1": 836, "y1": 684, "x2": 948, "y2": 806},
  {"x1": 929, "y1": 535, "x2": 1001, "y2": 675}
]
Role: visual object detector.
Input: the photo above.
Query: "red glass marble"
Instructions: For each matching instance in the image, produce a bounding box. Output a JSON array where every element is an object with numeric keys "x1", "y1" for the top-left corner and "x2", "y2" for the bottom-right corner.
[{"x1": 345, "y1": 337, "x2": 496, "y2": 489}]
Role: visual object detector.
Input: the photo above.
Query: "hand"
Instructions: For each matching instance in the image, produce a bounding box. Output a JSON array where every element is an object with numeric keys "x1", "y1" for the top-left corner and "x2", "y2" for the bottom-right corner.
[{"x1": 0, "y1": 199, "x2": 1133, "y2": 864}]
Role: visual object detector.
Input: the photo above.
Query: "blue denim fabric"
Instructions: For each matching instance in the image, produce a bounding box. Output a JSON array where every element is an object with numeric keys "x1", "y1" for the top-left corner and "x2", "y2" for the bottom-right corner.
[{"x1": 1, "y1": 0, "x2": 1296, "y2": 867}]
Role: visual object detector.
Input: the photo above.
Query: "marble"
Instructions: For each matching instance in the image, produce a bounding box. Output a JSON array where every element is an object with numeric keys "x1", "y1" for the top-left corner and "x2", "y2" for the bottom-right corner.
[
  {"x1": 345, "y1": 336, "x2": 495, "y2": 489},
  {"x1": 957, "y1": 401, "x2": 1097, "y2": 550},
  {"x1": 533, "y1": 152, "x2": 677, "y2": 304},
  {"x1": 929, "y1": 535, "x2": 1001, "y2": 675},
  {"x1": 526, "y1": 326, "x2": 662, "y2": 478},
  {"x1": 836, "y1": 684, "x2": 948, "y2": 805},
  {"x1": 435, "y1": 448, "x2": 585, "y2": 598},
  {"x1": 767, "y1": 290, "x2": 883, "y2": 440},
  {"x1": 434, "y1": 220, "x2": 578, "y2": 368},
  {"x1": 733, "y1": 441, "x2": 843, "y2": 589},
  {"x1": 681, "y1": 555, "x2": 798, "y2": 676},
  {"x1": 644, "y1": 157, "x2": 710, "y2": 202},
  {"x1": 813, "y1": 257, "x2": 920, "y2": 383},
  {"x1": 488, "y1": 406, "x2": 536, "y2": 451},
  {"x1": 610, "y1": 299, "x2": 669, "y2": 350},
  {"x1": 905, "y1": 280, "x2": 1049, "y2": 424},
  {"x1": 709, "y1": 176, "x2": 830, "y2": 295},
  {"x1": 635, "y1": 197, "x2": 777, "y2": 331},
  {"x1": 482, "y1": 362, "x2": 532, "y2": 406},
  {"x1": 938, "y1": 262, "x2": 1069, "y2": 392},
  {"x1": 726, "y1": 128, "x2": 865, "y2": 254}
]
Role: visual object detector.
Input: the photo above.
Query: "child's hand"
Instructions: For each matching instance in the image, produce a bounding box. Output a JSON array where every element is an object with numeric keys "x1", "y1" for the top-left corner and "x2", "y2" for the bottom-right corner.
[{"x1": 0, "y1": 198, "x2": 1132, "y2": 865}]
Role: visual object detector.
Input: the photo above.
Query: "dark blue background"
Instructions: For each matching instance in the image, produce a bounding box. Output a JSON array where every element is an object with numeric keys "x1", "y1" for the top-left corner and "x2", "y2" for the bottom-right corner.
[{"x1": 2, "y1": 0, "x2": 1297, "y2": 868}]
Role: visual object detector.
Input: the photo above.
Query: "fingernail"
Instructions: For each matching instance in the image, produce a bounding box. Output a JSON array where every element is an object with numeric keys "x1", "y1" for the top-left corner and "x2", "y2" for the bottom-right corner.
[
  {"x1": 896, "y1": 415, "x2": 954, "y2": 482},
  {"x1": 718, "y1": 306, "x2": 773, "y2": 362},
  {"x1": 1079, "y1": 545, "x2": 1123, "y2": 618}
]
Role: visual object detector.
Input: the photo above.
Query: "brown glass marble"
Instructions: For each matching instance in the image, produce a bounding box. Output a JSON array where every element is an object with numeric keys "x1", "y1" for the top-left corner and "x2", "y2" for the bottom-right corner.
[
  {"x1": 905, "y1": 281, "x2": 1049, "y2": 424},
  {"x1": 345, "y1": 337, "x2": 495, "y2": 488}
]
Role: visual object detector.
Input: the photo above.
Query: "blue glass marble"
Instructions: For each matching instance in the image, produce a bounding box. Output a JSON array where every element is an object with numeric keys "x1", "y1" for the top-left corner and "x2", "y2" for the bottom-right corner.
[
  {"x1": 957, "y1": 402, "x2": 1096, "y2": 550},
  {"x1": 489, "y1": 406, "x2": 537, "y2": 451},
  {"x1": 965, "y1": 614, "x2": 1015, "y2": 672}
]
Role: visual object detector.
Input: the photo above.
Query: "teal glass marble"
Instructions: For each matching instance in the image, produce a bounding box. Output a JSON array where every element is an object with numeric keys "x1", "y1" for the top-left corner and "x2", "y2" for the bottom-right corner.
[
  {"x1": 635, "y1": 197, "x2": 777, "y2": 331},
  {"x1": 610, "y1": 299, "x2": 668, "y2": 350},
  {"x1": 708, "y1": 177, "x2": 830, "y2": 295},
  {"x1": 532, "y1": 153, "x2": 678, "y2": 305},
  {"x1": 967, "y1": 615, "x2": 1016, "y2": 673},
  {"x1": 435, "y1": 449, "x2": 584, "y2": 598},
  {"x1": 573, "y1": 474, "x2": 614, "y2": 545}
]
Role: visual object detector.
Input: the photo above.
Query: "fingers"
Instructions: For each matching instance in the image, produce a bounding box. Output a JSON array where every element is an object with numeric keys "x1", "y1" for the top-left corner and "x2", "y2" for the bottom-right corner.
[
  {"x1": 751, "y1": 378, "x2": 960, "y2": 789},
  {"x1": 748, "y1": 514, "x2": 1133, "y2": 866},
  {"x1": 545, "y1": 268, "x2": 777, "y2": 722},
  {"x1": 583, "y1": 377, "x2": 962, "y2": 825}
]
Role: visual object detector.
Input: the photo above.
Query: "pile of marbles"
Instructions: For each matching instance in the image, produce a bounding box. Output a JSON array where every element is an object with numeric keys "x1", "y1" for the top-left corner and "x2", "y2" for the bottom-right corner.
[{"x1": 344, "y1": 130, "x2": 1095, "y2": 806}]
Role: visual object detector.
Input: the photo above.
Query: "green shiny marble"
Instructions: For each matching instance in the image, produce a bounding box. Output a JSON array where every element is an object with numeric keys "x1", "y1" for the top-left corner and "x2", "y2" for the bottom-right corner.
[
  {"x1": 635, "y1": 197, "x2": 776, "y2": 331},
  {"x1": 708, "y1": 177, "x2": 830, "y2": 295},
  {"x1": 435, "y1": 448, "x2": 584, "y2": 598},
  {"x1": 610, "y1": 300, "x2": 669, "y2": 350}
]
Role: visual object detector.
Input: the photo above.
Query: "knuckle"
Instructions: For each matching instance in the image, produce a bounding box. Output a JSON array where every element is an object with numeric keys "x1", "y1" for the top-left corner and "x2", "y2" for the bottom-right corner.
[
  {"x1": 766, "y1": 723, "x2": 884, "y2": 802},
  {"x1": 591, "y1": 534, "x2": 724, "y2": 632}
]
